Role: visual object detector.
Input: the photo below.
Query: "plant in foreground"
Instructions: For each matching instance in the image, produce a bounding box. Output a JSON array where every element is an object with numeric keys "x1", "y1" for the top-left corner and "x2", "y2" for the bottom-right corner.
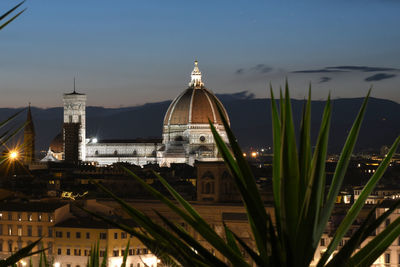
[
  {"x1": 86, "y1": 85, "x2": 400, "y2": 267},
  {"x1": 0, "y1": 1, "x2": 26, "y2": 31}
]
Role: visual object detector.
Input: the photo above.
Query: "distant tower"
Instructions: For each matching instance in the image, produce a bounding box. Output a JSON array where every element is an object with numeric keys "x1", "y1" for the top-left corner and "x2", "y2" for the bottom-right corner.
[
  {"x1": 23, "y1": 104, "x2": 35, "y2": 165},
  {"x1": 63, "y1": 79, "x2": 86, "y2": 163}
]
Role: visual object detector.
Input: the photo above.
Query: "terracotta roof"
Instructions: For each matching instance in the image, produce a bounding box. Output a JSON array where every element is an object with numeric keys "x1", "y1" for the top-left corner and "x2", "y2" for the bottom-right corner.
[{"x1": 163, "y1": 87, "x2": 229, "y2": 126}]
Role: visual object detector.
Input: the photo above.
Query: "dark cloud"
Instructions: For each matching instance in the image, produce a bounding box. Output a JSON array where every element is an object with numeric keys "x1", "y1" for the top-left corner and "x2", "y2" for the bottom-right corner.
[
  {"x1": 293, "y1": 69, "x2": 346, "y2": 73},
  {"x1": 216, "y1": 91, "x2": 255, "y2": 102},
  {"x1": 235, "y1": 64, "x2": 272, "y2": 75},
  {"x1": 293, "y1": 65, "x2": 400, "y2": 74},
  {"x1": 327, "y1": 66, "x2": 399, "y2": 72},
  {"x1": 250, "y1": 64, "x2": 272, "y2": 73},
  {"x1": 319, "y1": 77, "x2": 331, "y2": 83},
  {"x1": 235, "y1": 68, "x2": 244, "y2": 74},
  {"x1": 365, "y1": 73, "x2": 397, "y2": 81}
]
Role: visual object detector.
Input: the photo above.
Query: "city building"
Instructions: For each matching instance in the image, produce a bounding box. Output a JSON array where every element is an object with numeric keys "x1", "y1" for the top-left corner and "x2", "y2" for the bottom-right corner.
[{"x1": 44, "y1": 61, "x2": 229, "y2": 167}]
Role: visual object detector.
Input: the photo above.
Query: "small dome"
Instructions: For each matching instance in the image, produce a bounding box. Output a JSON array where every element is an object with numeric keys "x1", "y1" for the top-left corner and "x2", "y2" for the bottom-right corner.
[
  {"x1": 50, "y1": 133, "x2": 63, "y2": 153},
  {"x1": 163, "y1": 61, "x2": 230, "y2": 126}
]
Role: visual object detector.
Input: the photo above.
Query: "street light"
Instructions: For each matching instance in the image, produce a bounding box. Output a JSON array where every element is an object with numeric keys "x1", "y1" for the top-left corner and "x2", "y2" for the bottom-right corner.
[{"x1": 9, "y1": 150, "x2": 18, "y2": 160}]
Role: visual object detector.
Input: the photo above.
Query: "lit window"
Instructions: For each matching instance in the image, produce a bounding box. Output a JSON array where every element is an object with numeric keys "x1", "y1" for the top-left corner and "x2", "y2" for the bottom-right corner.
[
  {"x1": 28, "y1": 213, "x2": 32, "y2": 222},
  {"x1": 38, "y1": 213, "x2": 42, "y2": 221},
  {"x1": 8, "y1": 225, "x2": 12, "y2": 235},
  {"x1": 17, "y1": 226, "x2": 22, "y2": 236},
  {"x1": 17, "y1": 213, "x2": 21, "y2": 221}
]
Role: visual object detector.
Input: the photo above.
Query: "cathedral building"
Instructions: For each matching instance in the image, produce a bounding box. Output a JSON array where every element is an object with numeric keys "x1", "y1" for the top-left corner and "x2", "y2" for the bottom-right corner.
[{"x1": 45, "y1": 61, "x2": 230, "y2": 167}]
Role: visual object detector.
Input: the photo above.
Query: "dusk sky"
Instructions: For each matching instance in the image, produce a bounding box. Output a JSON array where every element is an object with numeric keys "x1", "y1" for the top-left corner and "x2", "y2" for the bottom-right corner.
[{"x1": 1, "y1": 0, "x2": 399, "y2": 108}]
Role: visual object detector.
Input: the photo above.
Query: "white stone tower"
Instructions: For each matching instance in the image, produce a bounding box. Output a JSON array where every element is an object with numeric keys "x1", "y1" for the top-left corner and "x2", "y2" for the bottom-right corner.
[{"x1": 63, "y1": 79, "x2": 86, "y2": 161}]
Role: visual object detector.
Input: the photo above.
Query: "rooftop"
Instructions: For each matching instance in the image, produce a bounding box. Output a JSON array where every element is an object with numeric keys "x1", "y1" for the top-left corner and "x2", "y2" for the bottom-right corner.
[{"x1": 0, "y1": 202, "x2": 68, "y2": 212}]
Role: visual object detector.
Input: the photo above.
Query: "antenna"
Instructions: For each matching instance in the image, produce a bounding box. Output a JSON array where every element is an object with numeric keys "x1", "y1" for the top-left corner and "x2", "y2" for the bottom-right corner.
[{"x1": 73, "y1": 77, "x2": 76, "y2": 93}]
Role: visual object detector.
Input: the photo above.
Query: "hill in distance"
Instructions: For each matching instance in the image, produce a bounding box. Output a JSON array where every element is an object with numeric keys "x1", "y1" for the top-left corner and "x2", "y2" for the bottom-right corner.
[{"x1": 1, "y1": 91, "x2": 399, "y2": 157}]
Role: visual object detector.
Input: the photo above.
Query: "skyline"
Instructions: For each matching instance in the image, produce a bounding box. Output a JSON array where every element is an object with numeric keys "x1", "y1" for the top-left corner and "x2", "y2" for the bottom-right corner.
[{"x1": 0, "y1": 0, "x2": 400, "y2": 107}]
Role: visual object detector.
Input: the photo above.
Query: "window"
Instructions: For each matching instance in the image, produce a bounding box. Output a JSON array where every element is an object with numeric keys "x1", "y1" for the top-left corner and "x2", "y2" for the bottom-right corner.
[
  {"x1": 48, "y1": 242, "x2": 53, "y2": 254},
  {"x1": 8, "y1": 225, "x2": 12, "y2": 235},
  {"x1": 28, "y1": 213, "x2": 32, "y2": 222},
  {"x1": 38, "y1": 226, "x2": 43, "y2": 237},
  {"x1": 48, "y1": 214, "x2": 53, "y2": 222},
  {"x1": 143, "y1": 248, "x2": 148, "y2": 254},
  {"x1": 385, "y1": 253, "x2": 390, "y2": 264},
  {"x1": 0, "y1": 241, "x2": 2, "y2": 252},
  {"x1": 27, "y1": 226, "x2": 32, "y2": 237},
  {"x1": 100, "y1": 250, "x2": 106, "y2": 257},
  {"x1": 84, "y1": 249, "x2": 90, "y2": 256},
  {"x1": 137, "y1": 263, "x2": 141, "y2": 267},
  {"x1": 129, "y1": 249, "x2": 134, "y2": 255},
  {"x1": 56, "y1": 231, "x2": 62, "y2": 238},
  {"x1": 57, "y1": 248, "x2": 61, "y2": 255},
  {"x1": 121, "y1": 232, "x2": 127, "y2": 239},
  {"x1": 0, "y1": 224, "x2": 2, "y2": 235},
  {"x1": 320, "y1": 238, "x2": 325, "y2": 246},
  {"x1": 99, "y1": 233, "x2": 106, "y2": 239},
  {"x1": 69, "y1": 115, "x2": 72, "y2": 122},
  {"x1": 17, "y1": 225, "x2": 22, "y2": 236},
  {"x1": 76, "y1": 232, "x2": 81, "y2": 239},
  {"x1": 114, "y1": 233, "x2": 118, "y2": 239},
  {"x1": 136, "y1": 248, "x2": 141, "y2": 255},
  {"x1": 48, "y1": 227, "x2": 53, "y2": 237},
  {"x1": 8, "y1": 212, "x2": 12, "y2": 221},
  {"x1": 0, "y1": 213, "x2": 2, "y2": 220},
  {"x1": 67, "y1": 265, "x2": 71, "y2": 267},
  {"x1": 38, "y1": 213, "x2": 42, "y2": 221},
  {"x1": 86, "y1": 232, "x2": 90, "y2": 239},
  {"x1": 113, "y1": 250, "x2": 119, "y2": 257},
  {"x1": 66, "y1": 248, "x2": 70, "y2": 255},
  {"x1": 385, "y1": 219, "x2": 391, "y2": 227},
  {"x1": 17, "y1": 213, "x2": 21, "y2": 221},
  {"x1": 66, "y1": 231, "x2": 70, "y2": 238},
  {"x1": 8, "y1": 241, "x2": 12, "y2": 252},
  {"x1": 121, "y1": 250, "x2": 125, "y2": 256},
  {"x1": 74, "y1": 249, "x2": 81, "y2": 256}
]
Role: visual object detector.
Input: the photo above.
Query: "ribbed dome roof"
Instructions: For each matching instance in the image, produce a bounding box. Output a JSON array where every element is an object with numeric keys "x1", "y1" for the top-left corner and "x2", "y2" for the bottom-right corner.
[
  {"x1": 163, "y1": 61, "x2": 230, "y2": 126},
  {"x1": 50, "y1": 133, "x2": 63, "y2": 153}
]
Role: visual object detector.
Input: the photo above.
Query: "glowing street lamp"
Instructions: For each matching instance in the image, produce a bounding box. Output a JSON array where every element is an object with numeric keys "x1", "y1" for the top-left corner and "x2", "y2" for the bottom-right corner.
[
  {"x1": 251, "y1": 152, "x2": 257, "y2": 158},
  {"x1": 9, "y1": 150, "x2": 18, "y2": 160}
]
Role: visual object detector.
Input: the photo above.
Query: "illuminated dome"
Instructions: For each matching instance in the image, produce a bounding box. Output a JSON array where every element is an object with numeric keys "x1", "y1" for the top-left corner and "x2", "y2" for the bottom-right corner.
[
  {"x1": 163, "y1": 61, "x2": 230, "y2": 127},
  {"x1": 160, "y1": 61, "x2": 230, "y2": 166},
  {"x1": 50, "y1": 133, "x2": 63, "y2": 153}
]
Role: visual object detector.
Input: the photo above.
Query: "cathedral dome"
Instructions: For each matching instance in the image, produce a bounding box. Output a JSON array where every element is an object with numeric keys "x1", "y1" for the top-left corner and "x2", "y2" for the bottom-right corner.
[
  {"x1": 49, "y1": 133, "x2": 63, "y2": 153},
  {"x1": 163, "y1": 61, "x2": 230, "y2": 127}
]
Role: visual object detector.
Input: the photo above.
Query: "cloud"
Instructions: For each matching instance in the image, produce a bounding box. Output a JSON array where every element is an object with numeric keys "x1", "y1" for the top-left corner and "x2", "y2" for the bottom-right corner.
[
  {"x1": 235, "y1": 68, "x2": 244, "y2": 74},
  {"x1": 293, "y1": 65, "x2": 400, "y2": 74},
  {"x1": 319, "y1": 77, "x2": 331, "y2": 83},
  {"x1": 327, "y1": 66, "x2": 400, "y2": 72},
  {"x1": 216, "y1": 91, "x2": 255, "y2": 102},
  {"x1": 293, "y1": 69, "x2": 346, "y2": 73},
  {"x1": 235, "y1": 64, "x2": 272, "y2": 75},
  {"x1": 365, "y1": 73, "x2": 397, "y2": 81}
]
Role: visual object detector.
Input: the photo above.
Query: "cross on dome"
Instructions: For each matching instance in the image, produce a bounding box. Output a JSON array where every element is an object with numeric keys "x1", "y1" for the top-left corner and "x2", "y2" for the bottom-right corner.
[{"x1": 189, "y1": 60, "x2": 204, "y2": 88}]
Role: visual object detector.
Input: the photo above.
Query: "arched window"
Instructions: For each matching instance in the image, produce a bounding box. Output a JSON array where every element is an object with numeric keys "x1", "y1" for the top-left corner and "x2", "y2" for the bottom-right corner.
[
  {"x1": 95, "y1": 150, "x2": 99, "y2": 155},
  {"x1": 114, "y1": 150, "x2": 118, "y2": 155}
]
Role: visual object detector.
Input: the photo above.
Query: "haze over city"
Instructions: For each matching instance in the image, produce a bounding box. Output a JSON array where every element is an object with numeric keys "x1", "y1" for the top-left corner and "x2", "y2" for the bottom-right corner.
[{"x1": 1, "y1": 0, "x2": 400, "y2": 108}]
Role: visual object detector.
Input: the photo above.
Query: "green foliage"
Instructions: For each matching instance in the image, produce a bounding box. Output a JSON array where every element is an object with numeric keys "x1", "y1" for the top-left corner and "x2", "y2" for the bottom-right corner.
[
  {"x1": 0, "y1": 239, "x2": 46, "y2": 267},
  {"x1": 86, "y1": 241, "x2": 108, "y2": 267},
  {"x1": 0, "y1": 1, "x2": 25, "y2": 31},
  {"x1": 88, "y1": 86, "x2": 400, "y2": 266}
]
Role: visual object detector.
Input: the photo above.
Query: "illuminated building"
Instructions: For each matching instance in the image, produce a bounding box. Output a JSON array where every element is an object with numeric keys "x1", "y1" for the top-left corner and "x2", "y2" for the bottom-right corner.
[{"x1": 44, "y1": 61, "x2": 229, "y2": 167}]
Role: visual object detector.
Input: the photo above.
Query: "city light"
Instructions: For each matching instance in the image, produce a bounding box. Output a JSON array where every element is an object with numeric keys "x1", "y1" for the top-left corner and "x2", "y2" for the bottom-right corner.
[
  {"x1": 251, "y1": 152, "x2": 257, "y2": 158},
  {"x1": 9, "y1": 150, "x2": 18, "y2": 160},
  {"x1": 243, "y1": 153, "x2": 247, "y2": 157},
  {"x1": 54, "y1": 262, "x2": 60, "y2": 267}
]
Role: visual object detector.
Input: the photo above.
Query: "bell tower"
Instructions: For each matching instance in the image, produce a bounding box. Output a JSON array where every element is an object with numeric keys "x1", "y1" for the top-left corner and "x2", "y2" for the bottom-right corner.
[
  {"x1": 63, "y1": 79, "x2": 86, "y2": 163},
  {"x1": 23, "y1": 104, "x2": 35, "y2": 165}
]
